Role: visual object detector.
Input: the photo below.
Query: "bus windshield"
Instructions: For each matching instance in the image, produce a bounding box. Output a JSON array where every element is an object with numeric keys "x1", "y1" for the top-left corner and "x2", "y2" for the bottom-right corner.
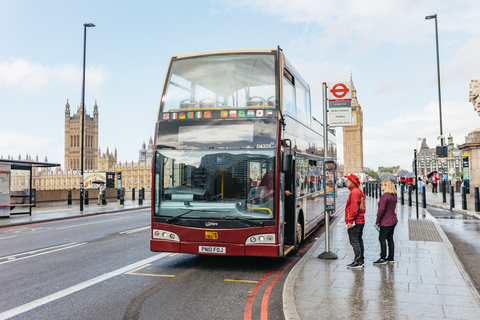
[
  {"x1": 153, "y1": 149, "x2": 275, "y2": 220},
  {"x1": 161, "y1": 53, "x2": 276, "y2": 112}
]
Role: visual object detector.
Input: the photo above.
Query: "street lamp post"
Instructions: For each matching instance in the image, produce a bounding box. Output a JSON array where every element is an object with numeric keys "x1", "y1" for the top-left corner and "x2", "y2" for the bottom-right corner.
[
  {"x1": 425, "y1": 14, "x2": 444, "y2": 147},
  {"x1": 80, "y1": 23, "x2": 95, "y2": 212}
]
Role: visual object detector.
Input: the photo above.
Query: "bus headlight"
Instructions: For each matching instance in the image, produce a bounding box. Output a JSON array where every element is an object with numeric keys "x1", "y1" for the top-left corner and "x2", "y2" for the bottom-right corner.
[
  {"x1": 153, "y1": 229, "x2": 180, "y2": 242},
  {"x1": 245, "y1": 233, "x2": 276, "y2": 245}
]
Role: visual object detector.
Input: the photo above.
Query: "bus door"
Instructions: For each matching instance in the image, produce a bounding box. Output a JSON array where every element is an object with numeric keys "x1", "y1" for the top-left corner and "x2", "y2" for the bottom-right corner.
[{"x1": 283, "y1": 154, "x2": 296, "y2": 246}]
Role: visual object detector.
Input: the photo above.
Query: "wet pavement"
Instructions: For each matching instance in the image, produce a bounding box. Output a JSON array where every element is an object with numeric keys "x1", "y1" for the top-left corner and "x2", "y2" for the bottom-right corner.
[
  {"x1": 284, "y1": 192, "x2": 480, "y2": 320},
  {"x1": 2, "y1": 193, "x2": 480, "y2": 319}
]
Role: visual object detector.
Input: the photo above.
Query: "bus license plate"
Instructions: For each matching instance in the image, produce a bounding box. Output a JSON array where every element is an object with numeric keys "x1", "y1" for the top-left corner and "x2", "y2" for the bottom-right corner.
[{"x1": 199, "y1": 246, "x2": 226, "y2": 254}]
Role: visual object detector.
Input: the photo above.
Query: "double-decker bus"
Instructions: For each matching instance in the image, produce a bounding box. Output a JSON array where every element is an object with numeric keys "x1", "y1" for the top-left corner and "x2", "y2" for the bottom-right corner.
[{"x1": 151, "y1": 48, "x2": 336, "y2": 257}]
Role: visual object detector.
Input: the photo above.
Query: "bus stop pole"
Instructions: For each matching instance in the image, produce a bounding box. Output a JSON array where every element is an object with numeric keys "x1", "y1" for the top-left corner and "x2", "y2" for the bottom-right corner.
[{"x1": 318, "y1": 82, "x2": 338, "y2": 260}]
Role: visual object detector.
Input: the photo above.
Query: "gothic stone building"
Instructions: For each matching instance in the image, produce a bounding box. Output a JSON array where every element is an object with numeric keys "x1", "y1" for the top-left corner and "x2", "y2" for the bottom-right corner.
[
  {"x1": 8, "y1": 101, "x2": 153, "y2": 191},
  {"x1": 342, "y1": 75, "x2": 364, "y2": 175}
]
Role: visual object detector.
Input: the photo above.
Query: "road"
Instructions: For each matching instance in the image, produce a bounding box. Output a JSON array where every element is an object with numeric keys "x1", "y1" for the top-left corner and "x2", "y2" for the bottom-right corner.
[
  {"x1": 0, "y1": 190, "x2": 350, "y2": 320},
  {"x1": 427, "y1": 206, "x2": 480, "y2": 295}
]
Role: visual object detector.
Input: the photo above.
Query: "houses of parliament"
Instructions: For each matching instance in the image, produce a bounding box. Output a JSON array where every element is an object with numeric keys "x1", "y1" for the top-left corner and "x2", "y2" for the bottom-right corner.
[{"x1": 6, "y1": 100, "x2": 153, "y2": 191}]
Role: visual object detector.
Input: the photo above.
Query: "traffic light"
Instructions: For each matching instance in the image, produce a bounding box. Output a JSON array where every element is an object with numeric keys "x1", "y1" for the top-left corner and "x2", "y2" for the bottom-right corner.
[{"x1": 436, "y1": 146, "x2": 448, "y2": 158}]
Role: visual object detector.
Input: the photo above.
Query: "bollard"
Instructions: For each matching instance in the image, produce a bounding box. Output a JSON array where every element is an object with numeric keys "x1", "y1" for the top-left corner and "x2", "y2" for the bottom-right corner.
[
  {"x1": 400, "y1": 184, "x2": 404, "y2": 205},
  {"x1": 450, "y1": 185, "x2": 454, "y2": 210},
  {"x1": 132, "y1": 188, "x2": 136, "y2": 201},
  {"x1": 374, "y1": 183, "x2": 378, "y2": 198},
  {"x1": 475, "y1": 187, "x2": 479, "y2": 212},
  {"x1": 408, "y1": 185, "x2": 412, "y2": 207},
  {"x1": 68, "y1": 190, "x2": 72, "y2": 205},
  {"x1": 462, "y1": 186, "x2": 467, "y2": 210},
  {"x1": 102, "y1": 189, "x2": 107, "y2": 205},
  {"x1": 139, "y1": 188, "x2": 144, "y2": 205},
  {"x1": 422, "y1": 185, "x2": 426, "y2": 208},
  {"x1": 85, "y1": 190, "x2": 89, "y2": 205},
  {"x1": 442, "y1": 181, "x2": 446, "y2": 203},
  {"x1": 120, "y1": 188, "x2": 125, "y2": 206}
]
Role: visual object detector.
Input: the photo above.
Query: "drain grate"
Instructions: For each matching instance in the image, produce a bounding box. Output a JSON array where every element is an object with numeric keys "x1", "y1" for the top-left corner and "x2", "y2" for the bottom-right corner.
[{"x1": 408, "y1": 219, "x2": 442, "y2": 242}]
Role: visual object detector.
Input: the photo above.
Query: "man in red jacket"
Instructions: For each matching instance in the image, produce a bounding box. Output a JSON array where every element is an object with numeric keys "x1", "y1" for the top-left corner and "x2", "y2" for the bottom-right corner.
[{"x1": 344, "y1": 174, "x2": 366, "y2": 268}]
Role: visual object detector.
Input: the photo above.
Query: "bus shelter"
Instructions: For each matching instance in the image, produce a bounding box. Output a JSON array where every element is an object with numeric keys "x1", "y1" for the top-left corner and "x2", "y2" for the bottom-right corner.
[{"x1": 0, "y1": 159, "x2": 60, "y2": 217}]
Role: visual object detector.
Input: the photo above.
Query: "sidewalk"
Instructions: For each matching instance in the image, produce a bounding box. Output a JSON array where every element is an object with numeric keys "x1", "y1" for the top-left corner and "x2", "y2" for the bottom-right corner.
[
  {"x1": 0, "y1": 200, "x2": 151, "y2": 228},
  {"x1": 406, "y1": 188, "x2": 480, "y2": 220},
  {"x1": 284, "y1": 196, "x2": 480, "y2": 320}
]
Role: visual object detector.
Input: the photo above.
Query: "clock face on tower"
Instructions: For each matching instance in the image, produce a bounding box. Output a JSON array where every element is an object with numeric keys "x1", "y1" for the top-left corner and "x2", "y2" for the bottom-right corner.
[{"x1": 351, "y1": 114, "x2": 356, "y2": 125}]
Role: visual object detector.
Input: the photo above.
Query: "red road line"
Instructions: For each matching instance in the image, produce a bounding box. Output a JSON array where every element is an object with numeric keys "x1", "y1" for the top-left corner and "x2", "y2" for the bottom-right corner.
[
  {"x1": 245, "y1": 203, "x2": 346, "y2": 319},
  {"x1": 260, "y1": 259, "x2": 295, "y2": 320},
  {"x1": 243, "y1": 269, "x2": 275, "y2": 320}
]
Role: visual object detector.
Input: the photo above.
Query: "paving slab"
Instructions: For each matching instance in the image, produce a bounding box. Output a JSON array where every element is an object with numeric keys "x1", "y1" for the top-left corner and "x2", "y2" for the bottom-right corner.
[{"x1": 284, "y1": 196, "x2": 480, "y2": 320}]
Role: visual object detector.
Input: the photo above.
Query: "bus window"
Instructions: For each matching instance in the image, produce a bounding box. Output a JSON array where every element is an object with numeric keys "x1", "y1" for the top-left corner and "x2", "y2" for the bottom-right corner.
[
  {"x1": 283, "y1": 77, "x2": 295, "y2": 116},
  {"x1": 296, "y1": 83, "x2": 309, "y2": 125},
  {"x1": 161, "y1": 54, "x2": 276, "y2": 112},
  {"x1": 154, "y1": 149, "x2": 276, "y2": 219}
]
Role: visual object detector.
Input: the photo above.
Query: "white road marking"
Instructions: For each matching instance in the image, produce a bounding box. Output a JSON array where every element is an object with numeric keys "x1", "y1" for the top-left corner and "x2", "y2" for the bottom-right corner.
[
  {"x1": 0, "y1": 235, "x2": 17, "y2": 241},
  {"x1": 0, "y1": 253, "x2": 170, "y2": 320},
  {"x1": 0, "y1": 243, "x2": 86, "y2": 265},
  {"x1": 119, "y1": 226, "x2": 150, "y2": 234},
  {"x1": 56, "y1": 217, "x2": 128, "y2": 230}
]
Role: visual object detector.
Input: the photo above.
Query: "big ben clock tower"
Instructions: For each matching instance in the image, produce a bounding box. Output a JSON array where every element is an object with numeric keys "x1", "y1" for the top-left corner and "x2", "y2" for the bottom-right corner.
[{"x1": 342, "y1": 74, "x2": 364, "y2": 175}]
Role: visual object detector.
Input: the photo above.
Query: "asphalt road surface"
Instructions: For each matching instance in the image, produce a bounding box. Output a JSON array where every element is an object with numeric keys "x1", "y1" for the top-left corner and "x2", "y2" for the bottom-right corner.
[
  {"x1": 0, "y1": 191, "x2": 350, "y2": 320},
  {"x1": 427, "y1": 206, "x2": 480, "y2": 295}
]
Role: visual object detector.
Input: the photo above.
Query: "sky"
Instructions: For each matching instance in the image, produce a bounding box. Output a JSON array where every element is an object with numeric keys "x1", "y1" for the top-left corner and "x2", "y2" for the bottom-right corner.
[{"x1": 1, "y1": 0, "x2": 480, "y2": 172}]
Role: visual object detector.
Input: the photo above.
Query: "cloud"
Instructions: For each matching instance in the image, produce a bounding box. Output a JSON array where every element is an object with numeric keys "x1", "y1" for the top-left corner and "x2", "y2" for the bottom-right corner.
[
  {"x1": 224, "y1": 0, "x2": 480, "y2": 49},
  {"x1": 363, "y1": 100, "x2": 477, "y2": 170},
  {"x1": 0, "y1": 130, "x2": 53, "y2": 159},
  {"x1": 0, "y1": 58, "x2": 109, "y2": 92},
  {"x1": 0, "y1": 59, "x2": 49, "y2": 92}
]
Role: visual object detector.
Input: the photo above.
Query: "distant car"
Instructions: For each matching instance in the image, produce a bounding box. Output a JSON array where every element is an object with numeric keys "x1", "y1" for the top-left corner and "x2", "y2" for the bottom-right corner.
[{"x1": 337, "y1": 178, "x2": 346, "y2": 188}]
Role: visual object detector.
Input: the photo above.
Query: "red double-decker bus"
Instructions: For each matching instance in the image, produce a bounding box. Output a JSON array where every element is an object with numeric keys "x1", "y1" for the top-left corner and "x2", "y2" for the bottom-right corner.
[{"x1": 150, "y1": 48, "x2": 336, "y2": 257}]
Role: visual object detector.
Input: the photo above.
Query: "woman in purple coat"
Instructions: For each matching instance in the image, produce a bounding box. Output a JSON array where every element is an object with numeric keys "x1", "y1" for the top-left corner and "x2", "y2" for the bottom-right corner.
[{"x1": 374, "y1": 180, "x2": 398, "y2": 265}]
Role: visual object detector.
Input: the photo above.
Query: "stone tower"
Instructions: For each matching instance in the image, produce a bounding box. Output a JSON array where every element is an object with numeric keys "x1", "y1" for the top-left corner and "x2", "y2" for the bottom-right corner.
[
  {"x1": 342, "y1": 74, "x2": 364, "y2": 175},
  {"x1": 64, "y1": 100, "x2": 99, "y2": 171}
]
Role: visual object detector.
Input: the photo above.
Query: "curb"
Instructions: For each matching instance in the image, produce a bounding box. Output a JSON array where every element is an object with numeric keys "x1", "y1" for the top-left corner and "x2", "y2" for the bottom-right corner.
[{"x1": 282, "y1": 215, "x2": 342, "y2": 320}]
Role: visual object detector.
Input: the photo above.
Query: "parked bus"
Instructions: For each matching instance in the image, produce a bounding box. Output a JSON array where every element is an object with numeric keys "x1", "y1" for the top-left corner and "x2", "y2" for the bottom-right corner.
[{"x1": 151, "y1": 48, "x2": 336, "y2": 257}]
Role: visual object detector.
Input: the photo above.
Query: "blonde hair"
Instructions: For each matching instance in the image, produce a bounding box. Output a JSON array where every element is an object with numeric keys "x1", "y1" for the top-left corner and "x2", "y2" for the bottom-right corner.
[{"x1": 382, "y1": 180, "x2": 396, "y2": 194}]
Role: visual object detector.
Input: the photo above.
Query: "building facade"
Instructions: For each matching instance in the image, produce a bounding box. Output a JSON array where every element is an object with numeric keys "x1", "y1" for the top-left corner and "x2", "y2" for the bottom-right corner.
[
  {"x1": 415, "y1": 135, "x2": 462, "y2": 178},
  {"x1": 64, "y1": 100, "x2": 99, "y2": 171},
  {"x1": 7, "y1": 101, "x2": 153, "y2": 192},
  {"x1": 342, "y1": 75, "x2": 364, "y2": 175}
]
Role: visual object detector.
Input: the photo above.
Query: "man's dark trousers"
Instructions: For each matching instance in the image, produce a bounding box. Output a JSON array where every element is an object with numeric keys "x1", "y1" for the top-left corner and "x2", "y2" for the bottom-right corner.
[{"x1": 348, "y1": 224, "x2": 365, "y2": 264}]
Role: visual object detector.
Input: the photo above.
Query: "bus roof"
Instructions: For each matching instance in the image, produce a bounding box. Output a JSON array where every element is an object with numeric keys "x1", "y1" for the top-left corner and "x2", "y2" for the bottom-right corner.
[{"x1": 172, "y1": 49, "x2": 277, "y2": 60}]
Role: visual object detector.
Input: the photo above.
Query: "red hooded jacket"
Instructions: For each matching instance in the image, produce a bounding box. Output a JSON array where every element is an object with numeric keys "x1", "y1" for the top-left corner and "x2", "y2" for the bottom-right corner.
[{"x1": 345, "y1": 184, "x2": 366, "y2": 224}]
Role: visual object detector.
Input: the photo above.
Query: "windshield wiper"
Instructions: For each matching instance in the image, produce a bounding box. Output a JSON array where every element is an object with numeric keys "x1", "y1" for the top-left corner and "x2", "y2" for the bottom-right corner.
[
  {"x1": 156, "y1": 144, "x2": 176, "y2": 150},
  {"x1": 164, "y1": 209, "x2": 229, "y2": 224},
  {"x1": 223, "y1": 216, "x2": 264, "y2": 227}
]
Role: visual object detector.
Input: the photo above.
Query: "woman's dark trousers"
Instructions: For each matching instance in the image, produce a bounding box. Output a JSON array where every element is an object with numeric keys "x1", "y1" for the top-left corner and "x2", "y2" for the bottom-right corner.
[{"x1": 379, "y1": 224, "x2": 396, "y2": 260}]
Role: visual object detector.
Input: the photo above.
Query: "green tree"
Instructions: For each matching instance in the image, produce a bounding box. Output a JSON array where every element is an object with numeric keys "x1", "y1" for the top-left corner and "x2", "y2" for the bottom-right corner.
[{"x1": 366, "y1": 170, "x2": 380, "y2": 180}]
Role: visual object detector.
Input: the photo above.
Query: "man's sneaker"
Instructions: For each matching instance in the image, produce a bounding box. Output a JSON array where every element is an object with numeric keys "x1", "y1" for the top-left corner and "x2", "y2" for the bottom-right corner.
[
  {"x1": 386, "y1": 258, "x2": 394, "y2": 263},
  {"x1": 373, "y1": 258, "x2": 387, "y2": 265},
  {"x1": 347, "y1": 261, "x2": 364, "y2": 268}
]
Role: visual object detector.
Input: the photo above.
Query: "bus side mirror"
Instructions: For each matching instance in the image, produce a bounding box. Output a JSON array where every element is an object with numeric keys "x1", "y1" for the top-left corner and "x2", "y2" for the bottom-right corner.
[{"x1": 282, "y1": 154, "x2": 293, "y2": 173}]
